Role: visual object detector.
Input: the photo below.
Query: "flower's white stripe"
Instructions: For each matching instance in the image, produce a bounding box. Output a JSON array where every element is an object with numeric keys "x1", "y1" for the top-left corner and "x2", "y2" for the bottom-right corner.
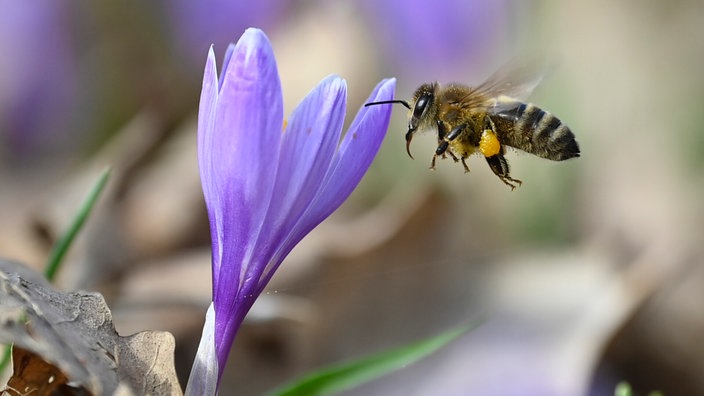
[{"x1": 185, "y1": 303, "x2": 218, "y2": 396}]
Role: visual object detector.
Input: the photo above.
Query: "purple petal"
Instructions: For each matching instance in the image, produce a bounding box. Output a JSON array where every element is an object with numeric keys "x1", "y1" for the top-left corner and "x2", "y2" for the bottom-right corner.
[
  {"x1": 218, "y1": 43, "x2": 236, "y2": 90},
  {"x1": 306, "y1": 78, "x2": 396, "y2": 230},
  {"x1": 197, "y1": 28, "x2": 284, "y2": 370},
  {"x1": 259, "y1": 78, "x2": 396, "y2": 288},
  {"x1": 273, "y1": 75, "x2": 347, "y2": 230},
  {"x1": 210, "y1": 27, "x2": 282, "y2": 287},
  {"x1": 252, "y1": 75, "x2": 347, "y2": 282},
  {"x1": 198, "y1": 47, "x2": 221, "y2": 279}
]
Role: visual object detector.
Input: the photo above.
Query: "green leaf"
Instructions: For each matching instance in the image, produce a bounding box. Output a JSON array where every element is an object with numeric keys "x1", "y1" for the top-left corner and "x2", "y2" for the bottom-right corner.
[
  {"x1": 615, "y1": 382, "x2": 633, "y2": 396},
  {"x1": 44, "y1": 168, "x2": 111, "y2": 281},
  {"x1": 615, "y1": 381, "x2": 665, "y2": 396},
  {"x1": 267, "y1": 322, "x2": 480, "y2": 396}
]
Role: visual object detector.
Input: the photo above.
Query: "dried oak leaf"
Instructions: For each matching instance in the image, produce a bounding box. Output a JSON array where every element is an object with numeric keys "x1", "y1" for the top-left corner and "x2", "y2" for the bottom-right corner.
[
  {"x1": 6, "y1": 347, "x2": 73, "y2": 395},
  {"x1": 0, "y1": 259, "x2": 182, "y2": 395}
]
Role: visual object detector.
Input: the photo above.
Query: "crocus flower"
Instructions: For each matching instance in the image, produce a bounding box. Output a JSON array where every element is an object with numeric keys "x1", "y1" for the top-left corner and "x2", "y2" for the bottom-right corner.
[
  {"x1": 359, "y1": 0, "x2": 510, "y2": 81},
  {"x1": 165, "y1": 0, "x2": 292, "y2": 65},
  {"x1": 0, "y1": 0, "x2": 76, "y2": 161},
  {"x1": 186, "y1": 28, "x2": 395, "y2": 394}
]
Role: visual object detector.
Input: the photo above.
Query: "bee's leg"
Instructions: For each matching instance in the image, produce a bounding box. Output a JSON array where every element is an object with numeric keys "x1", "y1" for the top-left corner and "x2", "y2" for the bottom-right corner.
[
  {"x1": 435, "y1": 120, "x2": 450, "y2": 157},
  {"x1": 437, "y1": 122, "x2": 470, "y2": 164},
  {"x1": 431, "y1": 121, "x2": 449, "y2": 169},
  {"x1": 460, "y1": 157, "x2": 470, "y2": 173},
  {"x1": 430, "y1": 144, "x2": 445, "y2": 170},
  {"x1": 437, "y1": 122, "x2": 470, "y2": 153},
  {"x1": 445, "y1": 123, "x2": 468, "y2": 142},
  {"x1": 436, "y1": 120, "x2": 447, "y2": 141},
  {"x1": 480, "y1": 116, "x2": 520, "y2": 188},
  {"x1": 479, "y1": 117, "x2": 501, "y2": 158},
  {"x1": 435, "y1": 141, "x2": 449, "y2": 157},
  {"x1": 485, "y1": 152, "x2": 522, "y2": 190},
  {"x1": 447, "y1": 150, "x2": 459, "y2": 162},
  {"x1": 436, "y1": 141, "x2": 460, "y2": 162}
]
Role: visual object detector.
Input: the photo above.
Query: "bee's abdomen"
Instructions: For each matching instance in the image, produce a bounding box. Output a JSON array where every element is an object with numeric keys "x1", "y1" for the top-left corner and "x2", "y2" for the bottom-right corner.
[{"x1": 494, "y1": 102, "x2": 580, "y2": 161}]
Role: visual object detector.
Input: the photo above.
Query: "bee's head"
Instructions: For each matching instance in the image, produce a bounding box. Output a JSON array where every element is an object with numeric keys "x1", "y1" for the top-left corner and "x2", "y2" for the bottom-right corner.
[
  {"x1": 409, "y1": 83, "x2": 437, "y2": 130},
  {"x1": 404, "y1": 83, "x2": 438, "y2": 158},
  {"x1": 364, "y1": 82, "x2": 438, "y2": 159}
]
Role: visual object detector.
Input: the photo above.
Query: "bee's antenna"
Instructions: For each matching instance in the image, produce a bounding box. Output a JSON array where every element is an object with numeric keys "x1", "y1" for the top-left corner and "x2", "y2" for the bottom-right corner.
[{"x1": 364, "y1": 100, "x2": 411, "y2": 110}]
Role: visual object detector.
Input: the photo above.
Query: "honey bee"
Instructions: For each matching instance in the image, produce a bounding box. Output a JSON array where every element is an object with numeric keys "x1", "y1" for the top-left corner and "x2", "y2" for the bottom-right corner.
[{"x1": 366, "y1": 60, "x2": 580, "y2": 189}]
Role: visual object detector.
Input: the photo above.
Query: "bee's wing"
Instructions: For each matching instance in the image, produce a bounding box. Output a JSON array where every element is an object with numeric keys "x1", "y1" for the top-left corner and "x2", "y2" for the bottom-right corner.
[{"x1": 466, "y1": 58, "x2": 548, "y2": 113}]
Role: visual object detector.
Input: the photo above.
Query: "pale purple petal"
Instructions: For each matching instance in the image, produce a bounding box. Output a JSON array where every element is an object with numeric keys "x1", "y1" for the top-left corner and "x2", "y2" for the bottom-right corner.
[
  {"x1": 218, "y1": 43, "x2": 236, "y2": 90},
  {"x1": 271, "y1": 75, "x2": 346, "y2": 233},
  {"x1": 259, "y1": 78, "x2": 396, "y2": 288},
  {"x1": 197, "y1": 28, "x2": 284, "y2": 371},
  {"x1": 296, "y1": 78, "x2": 396, "y2": 239},
  {"x1": 198, "y1": 47, "x2": 221, "y2": 280},
  {"x1": 210, "y1": 27, "x2": 282, "y2": 289},
  {"x1": 236, "y1": 75, "x2": 348, "y2": 322},
  {"x1": 249, "y1": 75, "x2": 347, "y2": 282}
]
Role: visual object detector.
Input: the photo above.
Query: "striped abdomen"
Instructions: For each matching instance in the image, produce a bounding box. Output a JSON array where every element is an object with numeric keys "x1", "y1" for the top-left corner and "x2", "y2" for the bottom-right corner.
[{"x1": 491, "y1": 102, "x2": 580, "y2": 161}]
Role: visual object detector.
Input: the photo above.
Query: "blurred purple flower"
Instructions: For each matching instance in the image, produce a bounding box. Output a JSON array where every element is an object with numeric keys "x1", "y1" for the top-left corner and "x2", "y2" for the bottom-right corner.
[
  {"x1": 360, "y1": 0, "x2": 510, "y2": 81},
  {"x1": 0, "y1": 1, "x2": 76, "y2": 162},
  {"x1": 186, "y1": 28, "x2": 395, "y2": 393},
  {"x1": 165, "y1": 0, "x2": 292, "y2": 64}
]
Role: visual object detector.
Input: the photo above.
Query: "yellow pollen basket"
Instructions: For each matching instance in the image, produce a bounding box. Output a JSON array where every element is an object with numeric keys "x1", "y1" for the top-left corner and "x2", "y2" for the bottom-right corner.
[{"x1": 480, "y1": 129, "x2": 501, "y2": 157}]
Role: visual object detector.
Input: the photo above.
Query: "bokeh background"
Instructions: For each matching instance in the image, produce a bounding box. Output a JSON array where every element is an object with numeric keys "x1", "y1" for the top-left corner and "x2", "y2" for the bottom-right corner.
[{"x1": 2, "y1": 1, "x2": 704, "y2": 395}]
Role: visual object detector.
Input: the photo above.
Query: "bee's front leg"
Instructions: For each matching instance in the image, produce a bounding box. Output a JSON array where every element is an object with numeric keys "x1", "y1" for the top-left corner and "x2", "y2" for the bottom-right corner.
[
  {"x1": 436, "y1": 121, "x2": 469, "y2": 154},
  {"x1": 445, "y1": 123, "x2": 468, "y2": 142},
  {"x1": 435, "y1": 120, "x2": 450, "y2": 156},
  {"x1": 431, "y1": 120, "x2": 449, "y2": 169},
  {"x1": 437, "y1": 119, "x2": 447, "y2": 141},
  {"x1": 436, "y1": 121, "x2": 470, "y2": 165}
]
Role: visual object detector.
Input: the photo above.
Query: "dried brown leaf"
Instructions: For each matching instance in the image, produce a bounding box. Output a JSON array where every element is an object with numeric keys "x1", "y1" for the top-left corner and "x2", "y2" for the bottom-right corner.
[
  {"x1": 6, "y1": 347, "x2": 76, "y2": 395},
  {"x1": 0, "y1": 260, "x2": 182, "y2": 395}
]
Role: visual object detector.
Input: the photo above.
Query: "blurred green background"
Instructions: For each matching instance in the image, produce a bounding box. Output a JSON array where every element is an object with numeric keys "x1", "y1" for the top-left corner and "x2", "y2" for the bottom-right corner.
[{"x1": 2, "y1": 1, "x2": 704, "y2": 395}]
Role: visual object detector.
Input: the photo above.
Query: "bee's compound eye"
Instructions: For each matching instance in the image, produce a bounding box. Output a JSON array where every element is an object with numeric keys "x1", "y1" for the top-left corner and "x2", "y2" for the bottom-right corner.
[{"x1": 414, "y1": 92, "x2": 432, "y2": 119}]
